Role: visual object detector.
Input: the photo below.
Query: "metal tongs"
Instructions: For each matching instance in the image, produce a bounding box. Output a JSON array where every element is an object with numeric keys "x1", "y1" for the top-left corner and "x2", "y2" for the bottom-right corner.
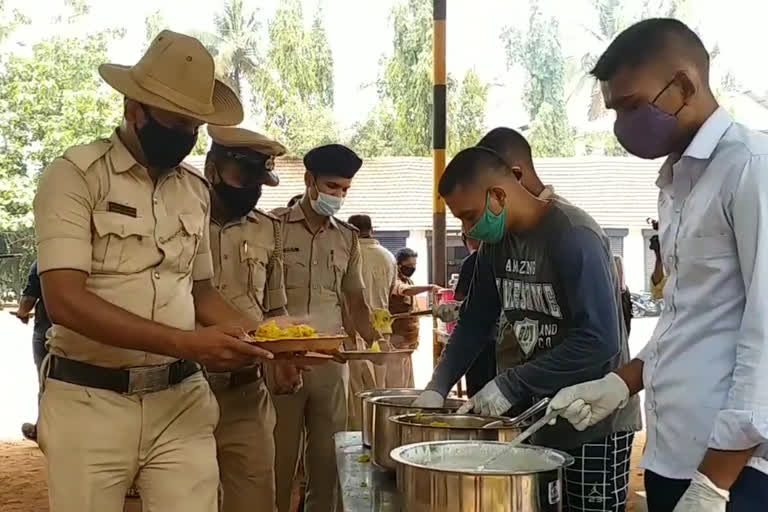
[
  {"x1": 481, "y1": 397, "x2": 550, "y2": 429},
  {"x1": 476, "y1": 399, "x2": 559, "y2": 471}
]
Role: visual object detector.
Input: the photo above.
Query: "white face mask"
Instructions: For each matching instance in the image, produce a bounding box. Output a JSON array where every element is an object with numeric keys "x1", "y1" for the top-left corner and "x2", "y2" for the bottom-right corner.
[{"x1": 309, "y1": 184, "x2": 344, "y2": 217}]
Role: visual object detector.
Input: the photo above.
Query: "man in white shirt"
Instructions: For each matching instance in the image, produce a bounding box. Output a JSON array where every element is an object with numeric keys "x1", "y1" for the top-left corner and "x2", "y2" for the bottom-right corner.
[
  {"x1": 549, "y1": 18, "x2": 768, "y2": 512},
  {"x1": 345, "y1": 215, "x2": 397, "y2": 426}
]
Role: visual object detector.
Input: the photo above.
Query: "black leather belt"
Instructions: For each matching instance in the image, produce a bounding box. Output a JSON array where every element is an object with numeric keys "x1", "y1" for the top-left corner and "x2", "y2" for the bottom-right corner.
[
  {"x1": 207, "y1": 365, "x2": 263, "y2": 391},
  {"x1": 48, "y1": 355, "x2": 200, "y2": 394}
]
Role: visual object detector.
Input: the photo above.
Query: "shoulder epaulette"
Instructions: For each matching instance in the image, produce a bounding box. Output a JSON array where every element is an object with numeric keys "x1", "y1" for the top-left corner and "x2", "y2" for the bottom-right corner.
[
  {"x1": 179, "y1": 161, "x2": 210, "y2": 187},
  {"x1": 61, "y1": 139, "x2": 112, "y2": 173},
  {"x1": 270, "y1": 206, "x2": 291, "y2": 218},
  {"x1": 334, "y1": 217, "x2": 359, "y2": 232},
  {"x1": 253, "y1": 208, "x2": 279, "y2": 222}
]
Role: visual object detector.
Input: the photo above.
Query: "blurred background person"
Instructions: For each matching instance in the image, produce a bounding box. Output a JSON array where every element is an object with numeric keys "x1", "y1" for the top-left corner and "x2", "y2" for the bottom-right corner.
[
  {"x1": 12, "y1": 260, "x2": 51, "y2": 441},
  {"x1": 648, "y1": 218, "x2": 667, "y2": 300},
  {"x1": 345, "y1": 214, "x2": 394, "y2": 425},
  {"x1": 614, "y1": 254, "x2": 632, "y2": 337},
  {"x1": 389, "y1": 248, "x2": 441, "y2": 387}
]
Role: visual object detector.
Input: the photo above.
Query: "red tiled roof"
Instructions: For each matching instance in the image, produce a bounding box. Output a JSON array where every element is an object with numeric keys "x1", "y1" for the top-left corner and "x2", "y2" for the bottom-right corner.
[{"x1": 186, "y1": 156, "x2": 661, "y2": 231}]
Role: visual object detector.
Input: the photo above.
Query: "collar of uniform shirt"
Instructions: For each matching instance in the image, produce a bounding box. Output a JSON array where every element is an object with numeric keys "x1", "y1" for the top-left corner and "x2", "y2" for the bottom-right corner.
[
  {"x1": 286, "y1": 201, "x2": 339, "y2": 230},
  {"x1": 656, "y1": 107, "x2": 733, "y2": 189},
  {"x1": 110, "y1": 130, "x2": 141, "y2": 174},
  {"x1": 212, "y1": 211, "x2": 258, "y2": 228},
  {"x1": 110, "y1": 129, "x2": 185, "y2": 178}
]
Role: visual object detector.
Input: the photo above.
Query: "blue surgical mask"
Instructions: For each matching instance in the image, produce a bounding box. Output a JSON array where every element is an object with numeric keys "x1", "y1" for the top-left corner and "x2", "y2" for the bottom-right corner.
[
  {"x1": 309, "y1": 184, "x2": 344, "y2": 217},
  {"x1": 467, "y1": 193, "x2": 507, "y2": 244}
]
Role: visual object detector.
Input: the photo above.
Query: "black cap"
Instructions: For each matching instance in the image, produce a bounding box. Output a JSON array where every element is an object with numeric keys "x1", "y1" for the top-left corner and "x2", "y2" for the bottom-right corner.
[{"x1": 303, "y1": 144, "x2": 362, "y2": 179}]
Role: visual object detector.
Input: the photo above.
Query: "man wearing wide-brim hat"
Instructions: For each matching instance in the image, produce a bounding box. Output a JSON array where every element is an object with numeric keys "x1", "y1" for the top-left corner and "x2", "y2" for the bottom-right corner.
[
  {"x1": 204, "y1": 125, "x2": 302, "y2": 512},
  {"x1": 33, "y1": 30, "x2": 280, "y2": 512}
]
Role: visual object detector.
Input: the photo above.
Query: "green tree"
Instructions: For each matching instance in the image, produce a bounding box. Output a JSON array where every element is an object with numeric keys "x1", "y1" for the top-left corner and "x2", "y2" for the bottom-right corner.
[
  {"x1": 502, "y1": 0, "x2": 573, "y2": 157},
  {"x1": 0, "y1": 0, "x2": 29, "y2": 42},
  {"x1": 448, "y1": 70, "x2": 489, "y2": 156},
  {"x1": 251, "y1": 0, "x2": 338, "y2": 155},
  {"x1": 198, "y1": 0, "x2": 261, "y2": 99},
  {"x1": 528, "y1": 103, "x2": 575, "y2": 157},
  {"x1": 348, "y1": 104, "x2": 398, "y2": 157},
  {"x1": 351, "y1": 0, "x2": 488, "y2": 157},
  {"x1": 143, "y1": 9, "x2": 167, "y2": 49},
  {"x1": 0, "y1": 27, "x2": 124, "y2": 296}
]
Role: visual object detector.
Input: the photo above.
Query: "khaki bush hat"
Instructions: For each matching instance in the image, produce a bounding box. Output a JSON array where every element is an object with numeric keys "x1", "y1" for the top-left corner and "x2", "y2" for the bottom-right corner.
[
  {"x1": 208, "y1": 126, "x2": 287, "y2": 186},
  {"x1": 99, "y1": 30, "x2": 243, "y2": 126}
]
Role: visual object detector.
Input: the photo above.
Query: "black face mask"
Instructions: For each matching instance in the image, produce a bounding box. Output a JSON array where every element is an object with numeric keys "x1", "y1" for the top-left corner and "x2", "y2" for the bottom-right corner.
[
  {"x1": 136, "y1": 105, "x2": 197, "y2": 169},
  {"x1": 400, "y1": 266, "x2": 416, "y2": 278},
  {"x1": 214, "y1": 182, "x2": 262, "y2": 219}
]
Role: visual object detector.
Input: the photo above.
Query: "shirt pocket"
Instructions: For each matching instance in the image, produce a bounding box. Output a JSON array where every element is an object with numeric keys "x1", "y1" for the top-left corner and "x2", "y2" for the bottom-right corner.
[
  {"x1": 241, "y1": 242, "x2": 270, "y2": 309},
  {"x1": 177, "y1": 213, "x2": 204, "y2": 273},
  {"x1": 676, "y1": 233, "x2": 737, "y2": 303},
  {"x1": 676, "y1": 233, "x2": 735, "y2": 268},
  {"x1": 91, "y1": 212, "x2": 154, "y2": 274},
  {"x1": 284, "y1": 250, "x2": 308, "y2": 290},
  {"x1": 330, "y1": 249, "x2": 349, "y2": 295}
]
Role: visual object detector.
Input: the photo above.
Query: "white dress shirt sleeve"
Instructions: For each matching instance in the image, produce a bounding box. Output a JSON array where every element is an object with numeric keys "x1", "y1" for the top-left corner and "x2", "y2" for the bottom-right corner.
[{"x1": 710, "y1": 155, "x2": 768, "y2": 451}]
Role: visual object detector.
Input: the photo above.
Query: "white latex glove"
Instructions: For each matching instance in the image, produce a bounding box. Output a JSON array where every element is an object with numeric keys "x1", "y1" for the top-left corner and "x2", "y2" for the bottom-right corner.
[
  {"x1": 547, "y1": 373, "x2": 629, "y2": 431},
  {"x1": 411, "y1": 390, "x2": 444, "y2": 408},
  {"x1": 456, "y1": 380, "x2": 511, "y2": 416},
  {"x1": 672, "y1": 472, "x2": 728, "y2": 512}
]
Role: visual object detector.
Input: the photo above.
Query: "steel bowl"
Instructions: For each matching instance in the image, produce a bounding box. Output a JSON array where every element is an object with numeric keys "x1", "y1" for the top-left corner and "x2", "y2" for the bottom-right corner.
[
  {"x1": 357, "y1": 388, "x2": 422, "y2": 447},
  {"x1": 391, "y1": 440, "x2": 574, "y2": 511},
  {"x1": 390, "y1": 413, "x2": 524, "y2": 447},
  {"x1": 370, "y1": 395, "x2": 466, "y2": 471}
]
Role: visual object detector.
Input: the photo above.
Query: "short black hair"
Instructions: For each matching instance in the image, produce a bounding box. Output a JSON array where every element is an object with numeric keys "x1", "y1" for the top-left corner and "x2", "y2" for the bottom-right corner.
[
  {"x1": 477, "y1": 127, "x2": 533, "y2": 170},
  {"x1": 591, "y1": 18, "x2": 709, "y2": 81},
  {"x1": 347, "y1": 214, "x2": 372, "y2": 232},
  {"x1": 438, "y1": 147, "x2": 513, "y2": 198},
  {"x1": 396, "y1": 247, "x2": 418, "y2": 264},
  {"x1": 287, "y1": 194, "x2": 303, "y2": 207}
]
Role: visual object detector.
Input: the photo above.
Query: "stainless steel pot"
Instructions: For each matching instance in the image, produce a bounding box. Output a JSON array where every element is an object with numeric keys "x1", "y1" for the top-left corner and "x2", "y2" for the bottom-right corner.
[
  {"x1": 390, "y1": 413, "x2": 523, "y2": 447},
  {"x1": 357, "y1": 388, "x2": 422, "y2": 447},
  {"x1": 370, "y1": 395, "x2": 466, "y2": 471},
  {"x1": 391, "y1": 440, "x2": 574, "y2": 511}
]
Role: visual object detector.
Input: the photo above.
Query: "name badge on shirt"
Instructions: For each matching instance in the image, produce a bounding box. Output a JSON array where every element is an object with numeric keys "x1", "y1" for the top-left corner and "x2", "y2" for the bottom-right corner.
[{"x1": 107, "y1": 201, "x2": 137, "y2": 218}]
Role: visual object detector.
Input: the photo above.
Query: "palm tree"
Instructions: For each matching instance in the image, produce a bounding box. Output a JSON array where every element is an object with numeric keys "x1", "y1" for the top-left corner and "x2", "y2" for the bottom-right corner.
[
  {"x1": 566, "y1": 0, "x2": 691, "y2": 121},
  {"x1": 565, "y1": 0, "x2": 623, "y2": 122},
  {"x1": 197, "y1": 0, "x2": 261, "y2": 99}
]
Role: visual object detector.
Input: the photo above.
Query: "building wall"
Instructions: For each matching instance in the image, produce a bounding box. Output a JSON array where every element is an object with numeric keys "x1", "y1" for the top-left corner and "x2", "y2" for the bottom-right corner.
[{"x1": 623, "y1": 228, "x2": 647, "y2": 292}]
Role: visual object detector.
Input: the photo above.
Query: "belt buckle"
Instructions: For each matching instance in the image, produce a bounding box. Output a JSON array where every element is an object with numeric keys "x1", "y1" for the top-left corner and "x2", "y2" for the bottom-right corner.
[{"x1": 127, "y1": 365, "x2": 170, "y2": 394}]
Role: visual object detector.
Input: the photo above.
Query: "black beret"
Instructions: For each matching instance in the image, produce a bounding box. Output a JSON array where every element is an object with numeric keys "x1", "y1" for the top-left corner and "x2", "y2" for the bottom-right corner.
[{"x1": 303, "y1": 144, "x2": 362, "y2": 179}]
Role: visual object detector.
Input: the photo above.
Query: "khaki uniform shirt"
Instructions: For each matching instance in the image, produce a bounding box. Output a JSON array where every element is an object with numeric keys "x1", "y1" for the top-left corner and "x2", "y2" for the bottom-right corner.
[
  {"x1": 358, "y1": 238, "x2": 396, "y2": 310},
  {"x1": 389, "y1": 274, "x2": 419, "y2": 348},
  {"x1": 210, "y1": 209, "x2": 287, "y2": 322},
  {"x1": 33, "y1": 131, "x2": 213, "y2": 368},
  {"x1": 271, "y1": 203, "x2": 365, "y2": 335}
]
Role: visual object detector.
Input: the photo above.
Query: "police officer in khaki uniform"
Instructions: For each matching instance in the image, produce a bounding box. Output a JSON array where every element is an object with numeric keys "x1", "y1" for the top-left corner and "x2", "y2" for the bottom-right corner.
[
  {"x1": 204, "y1": 126, "x2": 298, "y2": 512},
  {"x1": 271, "y1": 145, "x2": 381, "y2": 512},
  {"x1": 33, "y1": 31, "x2": 277, "y2": 512}
]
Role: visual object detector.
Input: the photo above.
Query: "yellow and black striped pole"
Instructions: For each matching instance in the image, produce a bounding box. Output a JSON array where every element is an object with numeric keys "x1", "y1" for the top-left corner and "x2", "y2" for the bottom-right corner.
[{"x1": 432, "y1": 0, "x2": 447, "y2": 366}]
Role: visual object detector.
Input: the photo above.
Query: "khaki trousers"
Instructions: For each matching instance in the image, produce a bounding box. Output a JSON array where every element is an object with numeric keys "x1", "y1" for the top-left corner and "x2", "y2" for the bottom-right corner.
[
  {"x1": 347, "y1": 360, "x2": 377, "y2": 431},
  {"x1": 384, "y1": 354, "x2": 414, "y2": 388},
  {"x1": 213, "y1": 380, "x2": 277, "y2": 512},
  {"x1": 272, "y1": 362, "x2": 348, "y2": 512},
  {"x1": 38, "y1": 372, "x2": 220, "y2": 512}
]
